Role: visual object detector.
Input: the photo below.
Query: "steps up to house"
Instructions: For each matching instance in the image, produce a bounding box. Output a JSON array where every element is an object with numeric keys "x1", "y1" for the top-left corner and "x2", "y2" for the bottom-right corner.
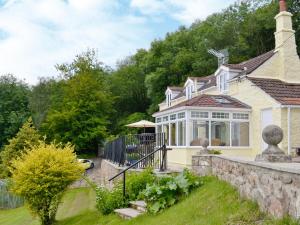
[
  {"x1": 114, "y1": 200, "x2": 147, "y2": 219},
  {"x1": 130, "y1": 200, "x2": 147, "y2": 212}
]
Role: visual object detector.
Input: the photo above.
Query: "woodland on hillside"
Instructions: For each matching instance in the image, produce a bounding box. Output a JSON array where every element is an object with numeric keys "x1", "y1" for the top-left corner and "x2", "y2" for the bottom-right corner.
[{"x1": 0, "y1": 0, "x2": 299, "y2": 154}]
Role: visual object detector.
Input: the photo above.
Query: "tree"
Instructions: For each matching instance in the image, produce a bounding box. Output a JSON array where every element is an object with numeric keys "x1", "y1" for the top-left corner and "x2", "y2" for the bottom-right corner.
[
  {"x1": 41, "y1": 50, "x2": 114, "y2": 152},
  {"x1": 109, "y1": 52, "x2": 151, "y2": 134},
  {"x1": 11, "y1": 142, "x2": 84, "y2": 225},
  {"x1": 0, "y1": 74, "x2": 30, "y2": 148},
  {"x1": 29, "y1": 77, "x2": 65, "y2": 129},
  {"x1": 0, "y1": 118, "x2": 41, "y2": 178}
]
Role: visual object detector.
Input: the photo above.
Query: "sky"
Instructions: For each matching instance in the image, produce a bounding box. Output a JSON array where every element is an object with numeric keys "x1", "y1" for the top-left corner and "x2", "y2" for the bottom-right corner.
[{"x1": 0, "y1": 0, "x2": 236, "y2": 84}]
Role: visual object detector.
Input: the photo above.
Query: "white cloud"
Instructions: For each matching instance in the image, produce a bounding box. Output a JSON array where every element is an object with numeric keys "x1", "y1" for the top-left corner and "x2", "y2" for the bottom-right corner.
[
  {"x1": 130, "y1": 0, "x2": 235, "y2": 24},
  {"x1": 0, "y1": 0, "x2": 150, "y2": 84},
  {"x1": 0, "y1": 0, "x2": 235, "y2": 84},
  {"x1": 130, "y1": 0, "x2": 167, "y2": 15}
]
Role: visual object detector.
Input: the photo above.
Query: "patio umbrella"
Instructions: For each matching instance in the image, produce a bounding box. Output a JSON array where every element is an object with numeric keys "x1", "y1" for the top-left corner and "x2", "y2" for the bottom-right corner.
[{"x1": 125, "y1": 120, "x2": 155, "y2": 133}]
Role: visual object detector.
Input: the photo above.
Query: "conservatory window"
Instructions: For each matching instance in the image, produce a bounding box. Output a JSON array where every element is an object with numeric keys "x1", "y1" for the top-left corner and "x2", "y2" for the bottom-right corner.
[
  {"x1": 190, "y1": 120, "x2": 209, "y2": 146},
  {"x1": 163, "y1": 116, "x2": 168, "y2": 122},
  {"x1": 233, "y1": 113, "x2": 249, "y2": 120},
  {"x1": 156, "y1": 125, "x2": 162, "y2": 133},
  {"x1": 156, "y1": 117, "x2": 161, "y2": 123},
  {"x1": 170, "y1": 114, "x2": 176, "y2": 121},
  {"x1": 211, "y1": 121, "x2": 230, "y2": 146},
  {"x1": 163, "y1": 124, "x2": 169, "y2": 146},
  {"x1": 178, "y1": 112, "x2": 185, "y2": 119},
  {"x1": 212, "y1": 112, "x2": 229, "y2": 119},
  {"x1": 170, "y1": 123, "x2": 176, "y2": 146},
  {"x1": 178, "y1": 121, "x2": 186, "y2": 146},
  {"x1": 191, "y1": 111, "x2": 209, "y2": 119},
  {"x1": 231, "y1": 122, "x2": 249, "y2": 146}
]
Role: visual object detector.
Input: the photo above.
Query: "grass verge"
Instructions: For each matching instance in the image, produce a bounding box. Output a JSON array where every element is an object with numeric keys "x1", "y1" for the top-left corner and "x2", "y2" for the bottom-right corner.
[{"x1": 0, "y1": 177, "x2": 299, "y2": 225}]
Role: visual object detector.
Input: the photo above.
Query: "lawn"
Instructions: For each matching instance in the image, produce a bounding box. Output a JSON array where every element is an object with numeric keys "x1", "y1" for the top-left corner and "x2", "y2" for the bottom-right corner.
[{"x1": 0, "y1": 177, "x2": 298, "y2": 225}]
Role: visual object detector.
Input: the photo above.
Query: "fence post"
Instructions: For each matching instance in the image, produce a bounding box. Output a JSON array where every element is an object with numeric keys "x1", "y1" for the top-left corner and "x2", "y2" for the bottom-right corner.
[{"x1": 123, "y1": 172, "x2": 126, "y2": 202}]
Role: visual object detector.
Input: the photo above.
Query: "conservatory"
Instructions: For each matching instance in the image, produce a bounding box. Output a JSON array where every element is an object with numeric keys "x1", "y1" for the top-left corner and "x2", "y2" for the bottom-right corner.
[{"x1": 153, "y1": 95, "x2": 251, "y2": 149}]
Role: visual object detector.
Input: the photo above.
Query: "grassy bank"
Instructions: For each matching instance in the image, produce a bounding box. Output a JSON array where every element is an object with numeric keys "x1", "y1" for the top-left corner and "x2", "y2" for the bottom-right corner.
[{"x1": 0, "y1": 177, "x2": 298, "y2": 225}]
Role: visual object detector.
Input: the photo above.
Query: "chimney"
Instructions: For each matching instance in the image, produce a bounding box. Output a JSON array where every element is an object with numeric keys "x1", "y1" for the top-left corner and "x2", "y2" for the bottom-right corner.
[
  {"x1": 274, "y1": 0, "x2": 300, "y2": 83},
  {"x1": 279, "y1": 0, "x2": 287, "y2": 12}
]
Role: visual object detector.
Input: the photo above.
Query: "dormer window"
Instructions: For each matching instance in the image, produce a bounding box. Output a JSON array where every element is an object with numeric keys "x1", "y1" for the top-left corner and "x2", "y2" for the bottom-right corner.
[
  {"x1": 217, "y1": 71, "x2": 229, "y2": 93},
  {"x1": 186, "y1": 85, "x2": 193, "y2": 100},
  {"x1": 165, "y1": 89, "x2": 171, "y2": 107},
  {"x1": 166, "y1": 92, "x2": 172, "y2": 107}
]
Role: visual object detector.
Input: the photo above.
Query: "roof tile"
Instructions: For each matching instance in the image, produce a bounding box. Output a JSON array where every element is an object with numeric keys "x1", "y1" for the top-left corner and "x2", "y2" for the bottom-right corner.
[
  {"x1": 224, "y1": 50, "x2": 275, "y2": 74},
  {"x1": 248, "y1": 77, "x2": 300, "y2": 105}
]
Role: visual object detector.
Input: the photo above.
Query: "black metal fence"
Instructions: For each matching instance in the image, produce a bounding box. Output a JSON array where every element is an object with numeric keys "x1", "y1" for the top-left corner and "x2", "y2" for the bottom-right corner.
[{"x1": 104, "y1": 133, "x2": 166, "y2": 169}]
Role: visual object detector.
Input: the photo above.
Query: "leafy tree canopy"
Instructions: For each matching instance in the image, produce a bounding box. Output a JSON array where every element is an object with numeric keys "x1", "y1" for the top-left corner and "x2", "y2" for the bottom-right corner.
[
  {"x1": 0, "y1": 74, "x2": 30, "y2": 149},
  {"x1": 41, "y1": 50, "x2": 114, "y2": 152}
]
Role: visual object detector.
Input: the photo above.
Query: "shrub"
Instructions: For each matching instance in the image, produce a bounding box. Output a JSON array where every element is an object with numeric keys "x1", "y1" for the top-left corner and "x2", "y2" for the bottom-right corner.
[
  {"x1": 95, "y1": 185, "x2": 125, "y2": 215},
  {"x1": 126, "y1": 168, "x2": 155, "y2": 200},
  {"x1": 95, "y1": 168, "x2": 155, "y2": 215},
  {"x1": 141, "y1": 169, "x2": 202, "y2": 214},
  {"x1": 0, "y1": 118, "x2": 41, "y2": 178},
  {"x1": 10, "y1": 142, "x2": 84, "y2": 225},
  {"x1": 208, "y1": 149, "x2": 222, "y2": 155}
]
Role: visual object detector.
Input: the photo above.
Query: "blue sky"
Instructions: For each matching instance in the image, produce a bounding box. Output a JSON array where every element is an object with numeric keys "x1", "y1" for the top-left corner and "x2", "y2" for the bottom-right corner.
[{"x1": 0, "y1": 0, "x2": 236, "y2": 84}]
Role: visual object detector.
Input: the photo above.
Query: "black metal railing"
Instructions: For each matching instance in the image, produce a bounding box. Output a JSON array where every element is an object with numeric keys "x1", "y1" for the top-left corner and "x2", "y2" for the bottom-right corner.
[
  {"x1": 108, "y1": 144, "x2": 168, "y2": 199},
  {"x1": 104, "y1": 133, "x2": 166, "y2": 169}
]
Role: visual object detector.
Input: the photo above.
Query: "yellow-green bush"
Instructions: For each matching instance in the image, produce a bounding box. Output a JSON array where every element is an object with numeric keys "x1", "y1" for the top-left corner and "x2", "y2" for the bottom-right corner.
[
  {"x1": 10, "y1": 142, "x2": 84, "y2": 225},
  {"x1": 0, "y1": 118, "x2": 41, "y2": 178}
]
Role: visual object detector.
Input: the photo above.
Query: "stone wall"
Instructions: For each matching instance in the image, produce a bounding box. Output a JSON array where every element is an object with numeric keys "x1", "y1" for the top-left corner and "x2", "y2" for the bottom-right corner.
[
  {"x1": 192, "y1": 155, "x2": 300, "y2": 218},
  {"x1": 71, "y1": 159, "x2": 123, "y2": 189}
]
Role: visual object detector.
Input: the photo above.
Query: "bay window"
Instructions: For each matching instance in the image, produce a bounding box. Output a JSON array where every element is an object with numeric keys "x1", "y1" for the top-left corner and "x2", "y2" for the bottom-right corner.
[{"x1": 155, "y1": 110, "x2": 250, "y2": 148}]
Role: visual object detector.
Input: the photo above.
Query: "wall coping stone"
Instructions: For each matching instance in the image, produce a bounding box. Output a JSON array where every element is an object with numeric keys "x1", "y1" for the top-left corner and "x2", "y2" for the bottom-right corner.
[{"x1": 192, "y1": 154, "x2": 300, "y2": 175}]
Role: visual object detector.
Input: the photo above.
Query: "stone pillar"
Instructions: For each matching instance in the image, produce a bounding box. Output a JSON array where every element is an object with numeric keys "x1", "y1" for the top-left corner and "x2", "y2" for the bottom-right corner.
[{"x1": 255, "y1": 125, "x2": 291, "y2": 162}]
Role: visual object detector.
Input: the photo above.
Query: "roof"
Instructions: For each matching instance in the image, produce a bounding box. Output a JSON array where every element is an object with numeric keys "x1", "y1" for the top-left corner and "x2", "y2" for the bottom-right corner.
[
  {"x1": 248, "y1": 77, "x2": 300, "y2": 105},
  {"x1": 157, "y1": 94, "x2": 251, "y2": 114},
  {"x1": 173, "y1": 75, "x2": 217, "y2": 101},
  {"x1": 224, "y1": 50, "x2": 275, "y2": 75},
  {"x1": 198, "y1": 75, "x2": 216, "y2": 91},
  {"x1": 188, "y1": 75, "x2": 215, "y2": 82},
  {"x1": 167, "y1": 86, "x2": 183, "y2": 92}
]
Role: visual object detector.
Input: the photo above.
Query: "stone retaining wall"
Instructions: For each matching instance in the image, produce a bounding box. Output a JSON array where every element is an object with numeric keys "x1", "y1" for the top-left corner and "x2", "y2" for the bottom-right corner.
[{"x1": 192, "y1": 155, "x2": 300, "y2": 218}]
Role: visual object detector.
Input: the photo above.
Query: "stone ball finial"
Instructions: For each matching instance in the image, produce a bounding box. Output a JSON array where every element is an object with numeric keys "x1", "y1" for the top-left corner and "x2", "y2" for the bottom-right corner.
[
  {"x1": 197, "y1": 138, "x2": 209, "y2": 155},
  {"x1": 256, "y1": 124, "x2": 291, "y2": 162},
  {"x1": 262, "y1": 125, "x2": 283, "y2": 146},
  {"x1": 202, "y1": 139, "x2": 209, "y2": 148}
]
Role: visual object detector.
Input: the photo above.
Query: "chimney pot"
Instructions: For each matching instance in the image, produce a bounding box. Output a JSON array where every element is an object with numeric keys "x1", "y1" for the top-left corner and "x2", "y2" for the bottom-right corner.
[{"x1": 279, "y1": 0, "x2": 287, "y2": 12}]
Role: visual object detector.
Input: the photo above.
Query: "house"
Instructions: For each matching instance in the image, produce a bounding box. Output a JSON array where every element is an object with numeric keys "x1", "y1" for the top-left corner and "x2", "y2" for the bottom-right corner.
[{"x1": 153, "y1": 0, "x2": 300, "y2": 168}]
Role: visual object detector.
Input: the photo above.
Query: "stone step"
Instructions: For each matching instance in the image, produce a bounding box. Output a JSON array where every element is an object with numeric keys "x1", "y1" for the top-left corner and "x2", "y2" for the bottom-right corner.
[
  {"x1": 130, "y1": 200, "x2": 147, "y2": 212},
  {"x1": 114, "y1": 208, "x2": 143, "y2": 219}
]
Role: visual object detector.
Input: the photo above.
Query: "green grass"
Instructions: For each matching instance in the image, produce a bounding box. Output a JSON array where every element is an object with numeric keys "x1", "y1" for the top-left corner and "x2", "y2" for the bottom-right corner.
[
  {"x1": 0, "y1": 188, "x2": 97, "y2": 225},
  {"x1": 0, "y1": 177, "x2": 299, "y2": 225}
]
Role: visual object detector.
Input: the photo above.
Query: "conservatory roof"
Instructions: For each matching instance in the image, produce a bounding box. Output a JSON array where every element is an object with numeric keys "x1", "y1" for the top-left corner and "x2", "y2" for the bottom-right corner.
[{"x1": 153, "y1": 94, "x2": 251, "y2": 116}]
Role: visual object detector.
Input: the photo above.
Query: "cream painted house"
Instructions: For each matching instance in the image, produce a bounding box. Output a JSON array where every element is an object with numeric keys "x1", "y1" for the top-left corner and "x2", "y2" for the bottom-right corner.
[{"x1": 153, "y1": 0, "x2": 300, "y2": 168}]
